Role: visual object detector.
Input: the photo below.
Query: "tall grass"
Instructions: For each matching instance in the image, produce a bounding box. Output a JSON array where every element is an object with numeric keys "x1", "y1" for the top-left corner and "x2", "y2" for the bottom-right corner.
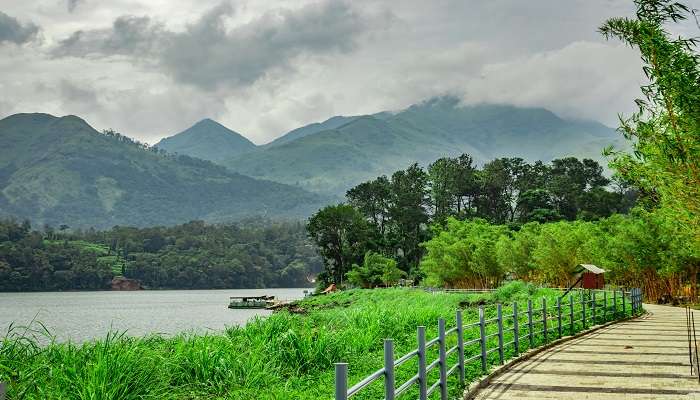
[{"x1": 0, "y1": 284, "x2": 619, "y2": 399}]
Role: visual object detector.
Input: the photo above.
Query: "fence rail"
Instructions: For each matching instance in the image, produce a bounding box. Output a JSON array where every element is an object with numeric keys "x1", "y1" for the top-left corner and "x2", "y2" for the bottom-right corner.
[{"x1": 335, "y1": 288, "x2": 644, "y2": 400}]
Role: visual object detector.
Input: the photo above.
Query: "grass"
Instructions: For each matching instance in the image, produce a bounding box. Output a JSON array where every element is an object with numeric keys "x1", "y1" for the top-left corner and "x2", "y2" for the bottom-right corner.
[{"x1": 0, "y1": 283, "x2": 635, "y2": 399}]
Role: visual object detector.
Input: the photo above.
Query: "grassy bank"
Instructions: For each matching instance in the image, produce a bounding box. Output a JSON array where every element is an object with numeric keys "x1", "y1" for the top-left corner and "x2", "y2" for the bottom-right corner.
[{"x1": 1, "y1": 283, "x2": 622, "y2": 399}]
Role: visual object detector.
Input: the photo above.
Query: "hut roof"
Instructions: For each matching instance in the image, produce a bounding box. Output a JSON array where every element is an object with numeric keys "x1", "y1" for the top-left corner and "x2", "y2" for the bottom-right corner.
[{"x1": 577, "y1": 264, "x2": 605, "y2": 274}]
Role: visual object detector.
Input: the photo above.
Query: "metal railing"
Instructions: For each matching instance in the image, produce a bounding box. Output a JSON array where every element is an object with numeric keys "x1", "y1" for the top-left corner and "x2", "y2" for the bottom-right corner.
[
  {"x1": 334, "y1": 288, "x2": 643, "y2": 400},
  {"x1": 686, "y1": 305, "x2": 700, "y2": 382},
  {"x1": 424, "y1": 288, "x2": 496, "y2": 294}
]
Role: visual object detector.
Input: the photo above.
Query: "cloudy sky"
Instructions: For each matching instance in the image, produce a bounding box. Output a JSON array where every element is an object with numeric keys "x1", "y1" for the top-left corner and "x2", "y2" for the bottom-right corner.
[{"x1": 1, "y1": 0, "x2": 699, "y2": 144}]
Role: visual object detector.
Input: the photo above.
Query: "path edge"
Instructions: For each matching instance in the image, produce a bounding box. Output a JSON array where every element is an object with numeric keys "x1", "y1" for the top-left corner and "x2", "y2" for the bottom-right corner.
[{"x1": 462, "y1": 311, "x2": 649, "y2": 400}]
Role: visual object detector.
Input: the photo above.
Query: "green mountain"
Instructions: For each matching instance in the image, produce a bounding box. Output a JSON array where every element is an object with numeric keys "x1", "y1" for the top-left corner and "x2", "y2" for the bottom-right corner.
[
  {"x1": 0, "y1": 113, "x2": 323, "y2": 228},
  {"x1": 264, "y1": 115, "x2": 358, "y2": 148},
  {"x1": 155, "y1": 118, "x2": 256, "y2": 162},
  {"x1": 224, "y1": 97, "x2": 625, "y2": 195}
]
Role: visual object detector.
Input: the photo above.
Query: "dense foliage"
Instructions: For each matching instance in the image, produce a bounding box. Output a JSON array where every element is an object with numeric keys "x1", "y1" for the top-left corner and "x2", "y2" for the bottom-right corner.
[
  {"x1": 308, "y1": 156, "x2": 635, "y2": 287},
  {"x1": 421, "y1": 211, "x2": 692, "y2": 300},
  {"x1": 1, "y1": 284, "x2": 574, "y2": 400},
  {"x1": 601, "y1": 0, "x2": 700, "y2": 296},
  {"x1": 0, "y1": 219, "x2": 320, "y2": 291}
]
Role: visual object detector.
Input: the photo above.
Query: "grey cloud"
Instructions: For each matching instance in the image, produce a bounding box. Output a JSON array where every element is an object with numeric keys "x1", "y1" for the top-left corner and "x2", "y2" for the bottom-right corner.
[
  {"x1": 0, "y1": 11, "x2": 39, "y2": 45},
  {"x1": 67, "y1": 0, "x2": 84, "y2": 13},
  {"x1": 52, "y1": 1, "x2": 380, "y2": 90},
  {"x1": 52, "y1": 15, "x2": 163, "y2": 57},
  {"x1": 59, "y1": 79, "x2": 98, "y2": 104}
]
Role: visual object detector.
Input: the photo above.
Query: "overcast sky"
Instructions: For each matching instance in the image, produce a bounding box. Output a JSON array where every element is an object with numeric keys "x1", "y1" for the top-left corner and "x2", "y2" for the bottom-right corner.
[{"x1": 1, "y1": 0, "x2": 699, "y2": 144}]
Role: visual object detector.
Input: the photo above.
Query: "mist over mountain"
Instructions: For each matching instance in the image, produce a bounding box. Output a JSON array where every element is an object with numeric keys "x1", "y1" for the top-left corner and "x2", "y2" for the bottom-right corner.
[
  {"x1": 0, "y1": 96, "x2": 625, "y2": 228},
  {"x1": 0, "y1": 113, "x2": 323, "y2": 228},
  {"x1": 222, "y1": 97, "x2": 624, "y2": 195},
  {"x1": 155, "y1": 118, "x2": 256, "y2": 163}
]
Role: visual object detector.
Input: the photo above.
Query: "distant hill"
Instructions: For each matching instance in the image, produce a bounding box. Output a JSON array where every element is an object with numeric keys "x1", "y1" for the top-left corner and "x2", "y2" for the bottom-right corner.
[
  {"x1": 155, "y1": 118, "x2": 256, "y2": 162},
  {"x1": 264, "y1": 115, "x2": 358, "y2": 148},
  {"x1": 223, "y1": 97, "x2": 625, "y2": 195},
  {"x1": 0, "y1": 113, "x2": 323, "y2": 228}
]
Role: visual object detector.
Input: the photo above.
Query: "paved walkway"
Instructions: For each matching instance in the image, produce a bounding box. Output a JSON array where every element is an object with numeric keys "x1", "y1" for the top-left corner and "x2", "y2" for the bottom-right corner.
[{"x1": 473, "y1": 304, "x2": 700, "y2": 399}]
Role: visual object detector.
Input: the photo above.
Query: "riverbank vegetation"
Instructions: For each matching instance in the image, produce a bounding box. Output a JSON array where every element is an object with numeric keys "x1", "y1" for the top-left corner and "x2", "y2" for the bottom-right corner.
[
  {"x1": 0, "y1": 218, "x2": 320, "y2": 291},
  {"x1": 308, "y1": 0, "x2": 700, "y2": 300},
  {"x1": 0, "y1": 283, "x2": 563, "y2": 400},
  {"x1": 308, "y1": 157, "x2": 636, "y2": 287}
]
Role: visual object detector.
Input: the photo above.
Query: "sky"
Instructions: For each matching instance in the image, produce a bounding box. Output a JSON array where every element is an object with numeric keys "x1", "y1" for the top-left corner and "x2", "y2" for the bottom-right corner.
[{"x1": 1, "y1": 0, "x2": 699, "y2": 145}]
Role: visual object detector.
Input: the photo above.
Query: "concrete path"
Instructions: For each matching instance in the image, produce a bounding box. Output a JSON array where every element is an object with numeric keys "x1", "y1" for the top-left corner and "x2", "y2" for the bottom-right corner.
[{"x1": 473, "y1": 304, "x2": 700, "y2": 399}]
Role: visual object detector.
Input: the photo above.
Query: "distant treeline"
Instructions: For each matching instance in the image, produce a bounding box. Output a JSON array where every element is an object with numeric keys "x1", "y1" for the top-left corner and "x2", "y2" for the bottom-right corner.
[
  {"x1": 0, "y1": 218, "x2": 321, "y2": 291},
  {"x1": 308, "y1": 155, "x2": 637, "y2": 286}
]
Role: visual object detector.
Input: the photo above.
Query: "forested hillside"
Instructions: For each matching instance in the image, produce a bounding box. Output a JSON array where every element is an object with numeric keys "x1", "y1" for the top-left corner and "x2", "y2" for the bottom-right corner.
[
  {"x1": 0, "y1": 218, "x2": 320, "y2": 291},
  {"x1": 0, "y1": 113, "x2": 323, "y2": 228},
  {"x1": 225, "y1": 98, "x2": 625, "y2": 195}
]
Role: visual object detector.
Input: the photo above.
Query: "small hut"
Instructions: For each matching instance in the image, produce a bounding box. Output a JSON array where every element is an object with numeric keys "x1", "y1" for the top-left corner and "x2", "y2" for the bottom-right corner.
[
  {"x1": 578, "y1": 264, "x2": 605, "y2": 289},
  {"x1": 561, "y1": 264, "x2": 606, "y2": 298}
]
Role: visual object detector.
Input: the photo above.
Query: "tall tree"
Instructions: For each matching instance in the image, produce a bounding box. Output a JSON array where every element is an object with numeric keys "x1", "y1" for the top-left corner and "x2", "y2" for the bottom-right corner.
[
  {"x1": 346, "y1": 176, "x2": 391, "y2": 235},
  {"x1": 428, "y1": 157, "x2": 460, "y2": 223},
  {"x1": 388, "y1": 164, "x2": 431, "y2": 273},
  {"x1": 307, "y1": 204, "x2": 372, "y2": 286}
]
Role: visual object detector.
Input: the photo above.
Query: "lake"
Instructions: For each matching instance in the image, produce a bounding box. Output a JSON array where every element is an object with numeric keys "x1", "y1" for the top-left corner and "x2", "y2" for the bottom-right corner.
[{"x1": 0, "y1": 288, "x2": 308, "y2": 342}]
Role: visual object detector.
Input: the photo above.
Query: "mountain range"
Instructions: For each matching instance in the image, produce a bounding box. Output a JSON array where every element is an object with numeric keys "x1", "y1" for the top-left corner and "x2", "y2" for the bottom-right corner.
[
  {"x1": 0, "y1": 113, "x2": 323, "y2": 228},
  {"x1": 0, "y1": 96, "x2": 625, "y2": 227},
  {"x1": 157, "y1": 97, "x2": 623, "y2": 195}
]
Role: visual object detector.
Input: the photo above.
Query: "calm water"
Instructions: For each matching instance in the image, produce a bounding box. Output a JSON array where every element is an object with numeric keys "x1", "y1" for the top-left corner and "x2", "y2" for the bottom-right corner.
[{"x1": 0, "y1": 288, "x2": 307, "y2": 342}]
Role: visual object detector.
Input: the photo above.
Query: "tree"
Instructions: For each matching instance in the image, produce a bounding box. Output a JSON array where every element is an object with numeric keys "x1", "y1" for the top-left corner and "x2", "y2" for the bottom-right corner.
[
  {"x1": 428, "y1": 157, "x2": 459, "y2": 223},
  {"x1": 477, "y1": 158, "x2": 526, "y2": 223},
  {"x1": 388, "y1": 164, "x2": 431, "y2": 274},
  {"x1": 307, "y1": 204, "x2": 372, "y2": 286},
  {"x1": 347, "y1": 251, "x2": 404, "y2": 288},
  {"x1": 601, "y1": 0, "x2": 700, "y2": 297},
  {"x1": 346, "y1": 176, "x2": 391, "y2": 235},
  {"x1": 516, "y1": 189, "x2": 561, "y2": 223},
  {"x1": 454, "y1": 154, "x2": 480, "y2": 217},
  {"x1": 421, "y1": 218, "x2": 508, "y2": 288}
]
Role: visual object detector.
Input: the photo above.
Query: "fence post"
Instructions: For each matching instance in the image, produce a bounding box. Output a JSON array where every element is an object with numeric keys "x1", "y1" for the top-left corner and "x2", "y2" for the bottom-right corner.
[
  {"x1": 687, "y1": 306, "x2": 693, "y2": 375},
  {"x1": 542, "y1": 298, "x2": 548, "y2": 343},
  {"x1": 603, "y1": 291, "x2": 608, "y2": 322},
  {"x1": 557, "y1": 296, "x2": 562, "y2": 338},
  {"x1": 438, "y1": 318, "x2": 448, "y2": 400},
  {"x1": 417, "y1": 326, "x2": 427, "y2": 400},
  {"x1": 527, "y1": 299, "x2": 534, "y2": 348},
  {"x1": 622, "y1": 289, "x2": 626, "y2": 317},
  {"x1": 456, "y1": 310, "x2": 465, "y2": 385},
  {"x1": 613, "y1": 290, "x2": 617, "y2": 318},
  {"x1": 384, "y1": 339, "x2": 395, "y2": 400},
  {"x1": 581, "y1": 290, "x2": 586, "y2": 328},
  {"x1": 569, "y1": 295, "x2": 574, "y2": 334},
  {"x1": 513, "y1": 302, "x2": 519, "y2": 356},
  {"x1": 479, "y1": 306, "x2": 487, "y2": 372},
  {"x1": 592, "y1": 291, "x2": 596, "y2": 324},
  {"x1": 497, "y1": 303, "x2": 504, "y2": 364},
  {"x1": 335, "y1": 363, "x2": 348, "y2": 400}
]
